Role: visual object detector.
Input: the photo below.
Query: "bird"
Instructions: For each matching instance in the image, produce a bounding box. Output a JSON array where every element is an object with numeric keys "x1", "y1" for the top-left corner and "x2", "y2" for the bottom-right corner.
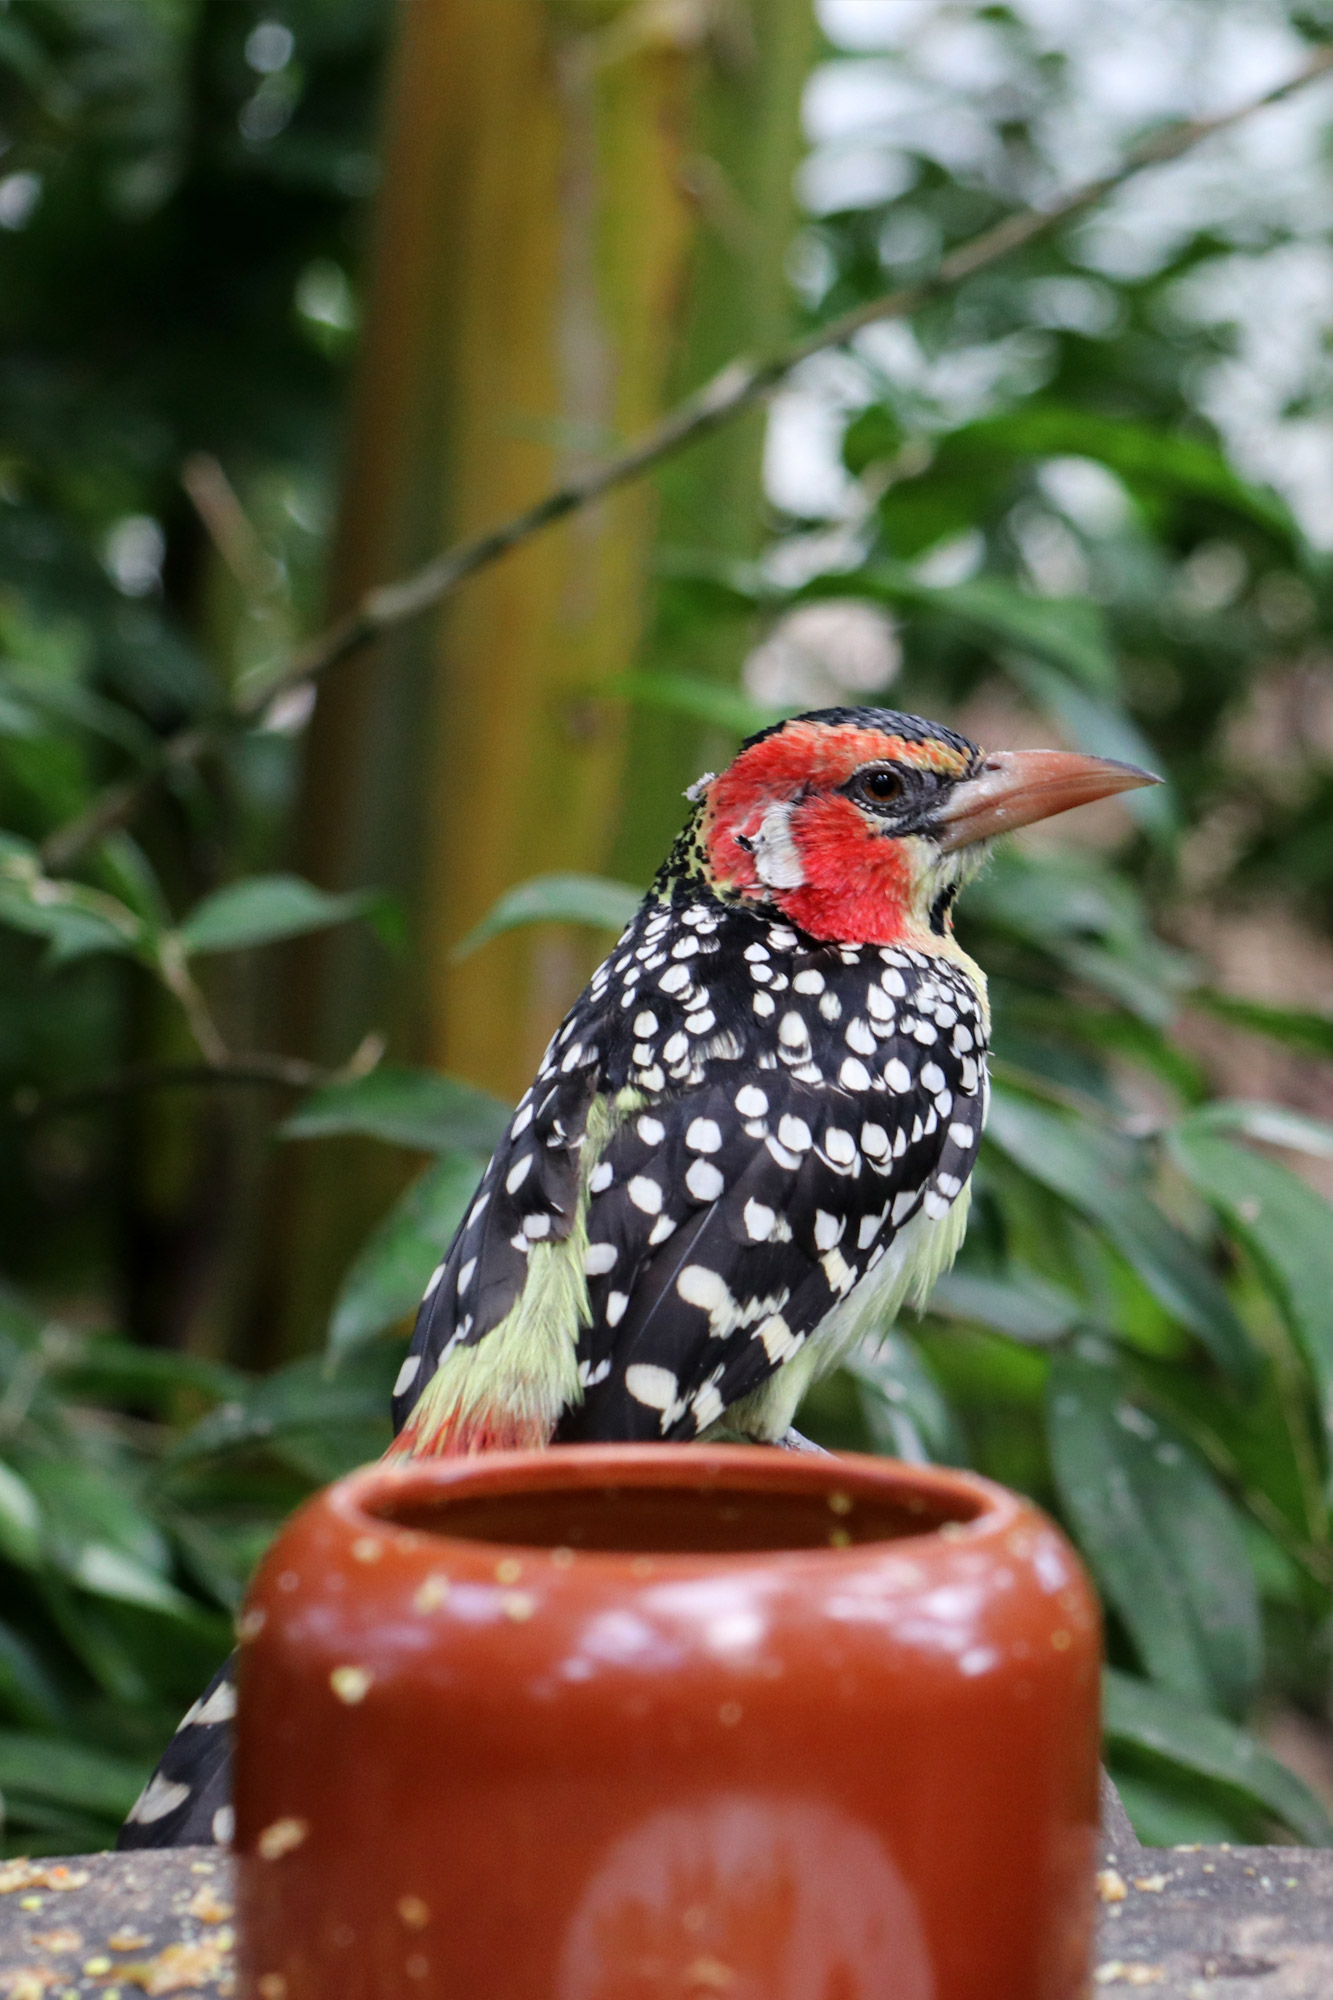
[{"x1": 118, "y1": 704, "x2": 1156, "y2": 1849}]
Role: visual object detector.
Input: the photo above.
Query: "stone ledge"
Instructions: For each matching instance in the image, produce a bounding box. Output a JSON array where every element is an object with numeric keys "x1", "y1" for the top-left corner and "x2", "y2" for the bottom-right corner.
[{"x1": 5, "y1": 1838, "x2": 1333, "y2": 1996}]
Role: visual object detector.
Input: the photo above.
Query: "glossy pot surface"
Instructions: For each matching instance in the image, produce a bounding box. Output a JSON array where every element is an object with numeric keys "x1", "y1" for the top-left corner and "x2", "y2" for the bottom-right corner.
[{"x1": 235, "y1": 1445, "x2": 1100, "y2": 2000}]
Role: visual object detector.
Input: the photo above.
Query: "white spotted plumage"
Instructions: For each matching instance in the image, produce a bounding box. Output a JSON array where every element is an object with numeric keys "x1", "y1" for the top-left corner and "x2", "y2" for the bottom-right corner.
[{"x1": 392, "y1": 883, "x2": 988, "y2": 1452}]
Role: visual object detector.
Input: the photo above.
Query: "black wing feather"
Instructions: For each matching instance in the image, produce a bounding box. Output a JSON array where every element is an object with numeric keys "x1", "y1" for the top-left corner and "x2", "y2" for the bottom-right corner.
[{"x1": 396, "y1": 892, "x2": 987, "y2": 1441}]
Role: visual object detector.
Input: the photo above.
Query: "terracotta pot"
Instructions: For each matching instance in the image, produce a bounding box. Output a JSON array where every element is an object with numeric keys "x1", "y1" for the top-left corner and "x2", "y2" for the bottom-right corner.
[{"x1": 235, "y1": 1445, "x2": 1100, "y2": 2000}]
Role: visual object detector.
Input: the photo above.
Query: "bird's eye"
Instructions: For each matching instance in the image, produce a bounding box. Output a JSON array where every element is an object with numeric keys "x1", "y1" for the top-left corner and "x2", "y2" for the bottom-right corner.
[{"x1": 855, "y1": 767, "x2": 902, "y2": 807}]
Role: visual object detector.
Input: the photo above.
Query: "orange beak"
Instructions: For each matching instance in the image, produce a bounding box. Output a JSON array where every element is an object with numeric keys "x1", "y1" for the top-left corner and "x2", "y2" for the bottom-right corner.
[{"x1": 934, "y1": 748, "x2": 1162, "y2": 852}]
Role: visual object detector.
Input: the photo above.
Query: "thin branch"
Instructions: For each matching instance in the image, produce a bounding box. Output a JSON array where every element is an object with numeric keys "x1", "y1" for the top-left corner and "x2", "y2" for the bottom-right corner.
[
  {"x1": 182, "y1": 454, "x2": 287, "y2": 606},
  {"x1": 12, "y1": 1030, "x2": 386, "y2": 1120},
  {"x1": 38, "y1": 45, "x2": 1333, "y2": 876},
  {"x1": 14, "y1": 1052, "x2": 331, "y2": 1120}
]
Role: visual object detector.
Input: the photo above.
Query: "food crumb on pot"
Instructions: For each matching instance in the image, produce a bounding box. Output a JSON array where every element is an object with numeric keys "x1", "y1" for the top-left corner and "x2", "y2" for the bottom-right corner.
[
  {"x1": 502, "y1": 1591, "x2": 536, "y2": 1622},
  {"x1": 827, "y1": 1491, "x2": 853, "y2": 1516},
  {"x1": 413, "y1": 1574, "x2": 450, "y2": 1611},
  {"x1": 495, "y1": 1557, "x2": 523, "y2": 1584},
  {"x1": 330, "y1": 1665, "x2": 373, "y2": 1704},
  {"x1": 258, "y1": 1817, "x2": 309, "y2": 1860},
  {"x1": 276, "y1": 1571, "x2": 300, "y2": 1593},
  {"x1": 685, "y1": 1957, "x2": 738, "y2": 1991},
  {"x1": 397, "y1": 1896, "x2": 430, "y2": 1929},
  {"x1": 828, "y1": 1528, "x2": 851, "y2": 1548},
  {"x1": 351, "y1": 1537, "x2": 383, "y2": 1563},
  {"x1": 1051, "y1": 1629, "x2": 1072, "y2": 1650},
  {"x1": 258, "y1": 1975, "x2": 287, "y2": 1998}
]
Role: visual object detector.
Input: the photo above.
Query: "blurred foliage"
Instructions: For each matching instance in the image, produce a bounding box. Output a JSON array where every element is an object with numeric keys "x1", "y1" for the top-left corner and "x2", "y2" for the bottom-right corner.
[{"x1": 2, "y1": 0, "x2": 1333, "y2": 1855}]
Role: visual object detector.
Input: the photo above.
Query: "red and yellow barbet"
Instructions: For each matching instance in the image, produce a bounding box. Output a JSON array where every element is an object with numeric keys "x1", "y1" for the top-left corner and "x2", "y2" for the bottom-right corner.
[{"x1": 390, "y1": 706, "x2": 1155, "y2": 1459}]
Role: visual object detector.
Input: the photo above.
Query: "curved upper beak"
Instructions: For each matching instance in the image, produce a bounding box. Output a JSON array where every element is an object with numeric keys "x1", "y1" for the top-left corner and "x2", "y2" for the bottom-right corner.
[{"x1": 934, "y1": 747, "x2": 1162, "y2": 852}]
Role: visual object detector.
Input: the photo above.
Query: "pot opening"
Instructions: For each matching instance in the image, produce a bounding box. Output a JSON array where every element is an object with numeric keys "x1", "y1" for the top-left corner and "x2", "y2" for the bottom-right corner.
[{"x1": 367, "y1": 1477, "x2": 984, "y2": 1556}]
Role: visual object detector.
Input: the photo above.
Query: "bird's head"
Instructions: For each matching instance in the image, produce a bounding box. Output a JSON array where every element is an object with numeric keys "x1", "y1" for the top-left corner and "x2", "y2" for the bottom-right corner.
[{"x1": 692, "y1": 705, "x2": 1159, "y2": 948}]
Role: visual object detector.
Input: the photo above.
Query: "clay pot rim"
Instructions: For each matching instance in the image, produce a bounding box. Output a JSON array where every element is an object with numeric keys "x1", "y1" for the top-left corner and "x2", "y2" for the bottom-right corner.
[{"x1": 325, "y1": 1443, "x2": 1029, "y2": 1574}]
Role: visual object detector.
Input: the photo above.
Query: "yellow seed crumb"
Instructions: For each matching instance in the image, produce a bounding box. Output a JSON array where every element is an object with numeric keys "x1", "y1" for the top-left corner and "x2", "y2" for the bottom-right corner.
[
  {"x1": 257, "y1": 1816, "x2": 308, "y2": 1860},
  {"x1": 828, "y1": 1527, "x2": 852, "y2": 1548},
  {"x1": 32, "y1": 1929, "x2": 81, "y2": 1954},
  {"x1": 187, "y1": 1885, "x2": 234, "y2": 1923},
  {"x1": 107, "y1": 1930, "x2": 150, "y2": 1951},
  {"x1": 330, "y1": 1664, "x2": 373, "y2": 1704},
  {"x1": 827, "y1": 1491, "x2": 853, "y2": 1515},
  {"x1": 413, "y1": 1575, "x2": 450, "y2": 1612},
  {"x1": 1133, "y1": 1874, "x2": 1168, "y2": 1894},
  {"x1": 397, "y1": 1895, "x2": 430, "y2": 1929},
  {"x1": 502, "y1": 1591, "x2": 536, "y2": 1622},
  {"x1": 351, "y1": 1537, "x2": 383, "y2": 1563},
  {"x1": 4, "y1": 1977, "x2": 56, "y2": 2000},
  {"x1": 83, "y1": 1958, "x2": 113, "y2": 1976},
  {"x1": 495, "y1": 1557, "x2": 523, "y2": 1584},
  {"x1": 18, "y1": 1896, "x2": 43, "y2": 1911},
  {"x1": 1096, "y1": 1869, "x2": 1127, "y2": 1904}
]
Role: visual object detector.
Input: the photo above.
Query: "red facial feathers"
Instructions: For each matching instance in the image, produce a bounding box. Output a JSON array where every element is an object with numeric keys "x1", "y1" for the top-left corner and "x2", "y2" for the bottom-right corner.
[{"x1": 702, "y1": 720, "x2": 971, "y2": 946}]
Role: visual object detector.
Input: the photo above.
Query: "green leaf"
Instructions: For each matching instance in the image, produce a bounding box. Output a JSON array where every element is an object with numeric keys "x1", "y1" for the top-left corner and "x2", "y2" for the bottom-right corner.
[
  {"x1": 1006, "y1": 655, "x2": 1173, "y2": 838},
  {"x1": 281, "y1": 1065, "x2": 510, "y2": 1154},
  {"x1": 1190, "y1": 990, "x2": 1333, "y2": 1059},
  {"x1": 53, "y1": 1338, "x2": 243, "y2": 1411},
  {"x1": 614, "y1": 671, "x2": 782, "y2": 736},
  {"x1": 169, "y1": 1346, "x2": 398, "y2": 1465},
  {"x1": 927, "y1": 1267, "x2": 1079, "y2": 1344},
  {"x1": 1168, "y1": 1124, "x2": 1333, "y2": 1475},
  {"x1": 176, "y1": 874, "x2": 376, "y2": 955},
  {"x1": 451, "y1": 872, "x2": 642, "y2": 961},
  {"x1": 987, "y1": 1091, "x2": 1256, "y2": 1384},
  {"x1": 813, "y1": 564, "x2": 1120, "y2": 692},
  {"x1": 0, "y1": 1460, "x2": 41, "y2": 1568},
  {"x1": 1103, "y1": 1668, "x2": 1333, "y2": 1846},
  {"x1": 0, "y1": 836, "x2": 145, "y2": 964},
  {"x1": 328, "y1": 1153, "x2": 484, "y2": 1354},
  {"x1": 18, "y1": 1458, "x2": 190, "y2": 1615},
  {"x1": 970, "y1": 404, "x2": 1295, "y2": 539},
  {"x1": 1182, "y1": 1099, "x2": 1333, "y2": 1161},
  {"x1": 0, "y1": 1620, "x2": 66, "y2": 1730},
  {"x1": 67, "y1": 1541, "x2": 194, "y2": 1616},
  {"x1": 846, "y1": 1332, "x2": 964, "y2": 1463},
  {"x1": 1048, "y1": 1353, "x2": 1262, "y2": 1714},
  {"x1": 0, "y1": 1728, "x2": 148, "y2": 1819}
]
